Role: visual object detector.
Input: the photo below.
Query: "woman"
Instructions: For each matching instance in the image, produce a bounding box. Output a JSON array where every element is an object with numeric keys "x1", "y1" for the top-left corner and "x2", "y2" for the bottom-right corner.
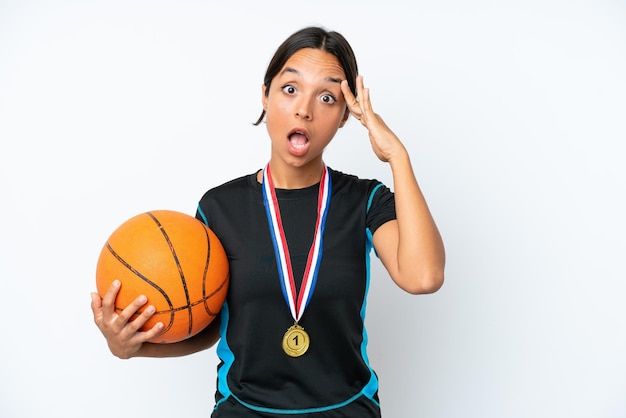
[{"x1": 91, "y1": 26, "x2": 445, "y2": 417}]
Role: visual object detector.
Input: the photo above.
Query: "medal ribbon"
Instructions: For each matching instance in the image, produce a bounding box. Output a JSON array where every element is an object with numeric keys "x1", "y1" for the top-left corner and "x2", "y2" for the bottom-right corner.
[{"x1": 262, "y1": 163, "x2": 331, "y2": 323}]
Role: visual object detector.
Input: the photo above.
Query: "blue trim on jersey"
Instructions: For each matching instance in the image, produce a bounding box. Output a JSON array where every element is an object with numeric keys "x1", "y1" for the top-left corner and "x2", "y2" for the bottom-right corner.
[
  {"x1": 366, "y1": 183, "x2": 384, "y2": 260},
  {"x1": 231, "y1": 391, "x2": 370, "y2": 415},
  {"x1": 197, "y1": 204, "x2": 209, "y2": 226},
  {"x1": 367, "y1": 184, "x2": 384, "y2": 212},
  {"x1": 359, "y1": 183, "x2": 384, "y2": 405},
  {"x1": 215, "y1": 301, "x2": 234, "y2": 402},
  {"x1": 196, "y1": 207, "x2": 236, "y2": 407},
  {"x1": 361, "y1": 229, "x2": 380, "y2": 405}
]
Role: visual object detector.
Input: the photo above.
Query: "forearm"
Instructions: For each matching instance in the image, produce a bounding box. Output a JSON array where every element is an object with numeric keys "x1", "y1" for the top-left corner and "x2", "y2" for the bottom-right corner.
[
  {"x1": 387, "y1": 148, "x2": 445, "y2": 293},
  {"x1": 133, "y1": 317, "x2": 221, "y2": 358}
]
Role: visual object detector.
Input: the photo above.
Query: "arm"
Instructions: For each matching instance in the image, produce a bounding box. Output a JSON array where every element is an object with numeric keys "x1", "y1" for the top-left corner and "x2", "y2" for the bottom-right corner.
[
  {"x1": 90, "y1": 280, "x2": 220, "y2": 359},
  {"x1": 342, "y1": 76, "x2": 445, "y2": 294},
  {"x1": 136, "y1": 317, "x2": 221, "y2": 358}
]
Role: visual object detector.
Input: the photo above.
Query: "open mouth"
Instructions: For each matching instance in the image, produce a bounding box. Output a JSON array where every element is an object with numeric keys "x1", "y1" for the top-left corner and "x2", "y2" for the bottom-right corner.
[{"x1": 288, "y1": 130, "x2": 309, "y2": 151}]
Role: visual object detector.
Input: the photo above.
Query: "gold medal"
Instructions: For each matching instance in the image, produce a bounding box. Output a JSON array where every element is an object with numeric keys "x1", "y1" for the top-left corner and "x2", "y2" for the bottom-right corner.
[
  {"x1": 263, "y1": 165, "x2": 331, "y2": 360},
  {"x1": 282, "y1": 324, "x2": 310, "y2": 357}
]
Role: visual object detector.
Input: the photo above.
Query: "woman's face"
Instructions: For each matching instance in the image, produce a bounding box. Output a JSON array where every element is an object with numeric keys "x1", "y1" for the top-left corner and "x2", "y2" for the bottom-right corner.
[{"x1": 262, "y1": 48, "x2": 349, "y2": 172}]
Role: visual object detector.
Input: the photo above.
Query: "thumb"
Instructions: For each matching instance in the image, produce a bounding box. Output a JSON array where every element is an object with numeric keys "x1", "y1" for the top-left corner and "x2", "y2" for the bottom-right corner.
[{"x1": 90, "y1": 292, "x2": 102, "y2": 312}]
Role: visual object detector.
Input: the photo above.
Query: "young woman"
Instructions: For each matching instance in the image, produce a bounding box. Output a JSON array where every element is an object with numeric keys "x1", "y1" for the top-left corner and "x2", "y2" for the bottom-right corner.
[{"x1": 91, "y1": 26, "x2": 445, "y2": 417}]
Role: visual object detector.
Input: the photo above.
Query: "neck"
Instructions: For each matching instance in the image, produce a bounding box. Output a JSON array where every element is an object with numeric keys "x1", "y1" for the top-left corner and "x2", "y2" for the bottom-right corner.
[{"x1": 262, "y1": 160, "x2": 325, "y2": 189}]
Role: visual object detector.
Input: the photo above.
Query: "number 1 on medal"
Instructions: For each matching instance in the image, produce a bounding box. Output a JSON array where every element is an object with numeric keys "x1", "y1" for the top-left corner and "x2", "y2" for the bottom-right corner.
[{"x1": 282, "y1": 324, "x2": 310, "y2": 357}]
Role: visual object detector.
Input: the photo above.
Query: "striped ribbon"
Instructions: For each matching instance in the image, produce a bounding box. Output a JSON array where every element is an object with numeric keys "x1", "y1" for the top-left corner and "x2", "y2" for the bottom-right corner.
[{"x1": 262, "y1": 164, "x2": 331, "y2": 322}]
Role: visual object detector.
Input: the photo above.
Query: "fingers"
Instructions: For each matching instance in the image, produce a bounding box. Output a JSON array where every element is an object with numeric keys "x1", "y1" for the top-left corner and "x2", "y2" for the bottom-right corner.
[
  {"x1": 341, "y1": 80, "x2": 358, "y2": 114},
  {"x1": 91, "y1": 292, "x2": 104, "y2": 328},
  {"x1": 101, "y1": 279, "x2": 121, "y2": 318},
  {"x1": 92, "y1": 280, "x2": 164, "y2": 358},
  {"x1": 117, "y1": 294, "x2": 147, "y2": 323},
  {"x1": 358, "y1": 78, "x2": 373, "y2": 115},
  {"x1": 119, "y1": 296, "x2": 154, "y2": 332},
  {"x1": 342, "y1": 76, "x2": 373, "y2": 123},
  {"x1": 97, "y1": 280, "x2": 156, "y2": 333},
  {"x1": 141, "y1": 320, "x2": 165, "y2": 342},
  {"x1": 356, "y1": 75, "x2": 373, "y2": 115},
  {"x1": 90, "y1": 292, "x2": 102, "y2": 311},
  {"x1": 116, "y1": 302, "x2": 164, "y2": 355}
]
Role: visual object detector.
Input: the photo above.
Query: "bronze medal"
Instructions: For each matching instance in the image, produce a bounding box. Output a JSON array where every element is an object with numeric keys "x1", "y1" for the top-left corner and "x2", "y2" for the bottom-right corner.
[{"x1": 282, "y1": 324, "x2": 310, "y2": 357}]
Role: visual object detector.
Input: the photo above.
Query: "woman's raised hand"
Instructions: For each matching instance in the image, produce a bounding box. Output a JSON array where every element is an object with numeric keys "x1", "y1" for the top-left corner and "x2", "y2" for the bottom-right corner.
[{"x1": 341, "y1": 75, "x2": 407, "y2": 163}]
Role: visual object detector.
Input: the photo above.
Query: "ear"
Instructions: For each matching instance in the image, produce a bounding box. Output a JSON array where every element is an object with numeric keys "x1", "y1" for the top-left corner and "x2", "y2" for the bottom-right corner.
[
  {"x1": 262, "y1": 84, "x2": 268, "y2": 110},
  {"x1": 339, "y1": 107, "x2": 350, "y2": 128}
]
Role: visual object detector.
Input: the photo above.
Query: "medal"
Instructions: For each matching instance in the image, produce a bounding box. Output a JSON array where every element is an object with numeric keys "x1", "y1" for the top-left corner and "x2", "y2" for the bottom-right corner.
[
  {"x1": 262, "y1": 163, "x2": 331, "y2": 357},
  {"x1": 282, "y1": 324, "x2": 310, "y2": 357}
]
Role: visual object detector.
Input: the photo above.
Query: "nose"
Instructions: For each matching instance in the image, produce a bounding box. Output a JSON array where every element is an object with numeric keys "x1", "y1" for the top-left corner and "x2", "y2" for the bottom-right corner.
[{"x1": 295, "y1": 96, "x2": 313, "y2": 120}]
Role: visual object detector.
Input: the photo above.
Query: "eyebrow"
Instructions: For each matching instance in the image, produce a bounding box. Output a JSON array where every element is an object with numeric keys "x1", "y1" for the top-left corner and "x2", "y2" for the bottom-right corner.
[{"x1": 280, "y1": 67, "x2": 343, "y2": 84}]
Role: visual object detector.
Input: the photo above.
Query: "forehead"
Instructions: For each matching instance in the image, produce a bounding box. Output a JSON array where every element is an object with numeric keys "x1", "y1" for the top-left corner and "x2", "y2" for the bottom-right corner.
[{"x1": 279, "y1": 48, "x2": 346, "y2": 81}]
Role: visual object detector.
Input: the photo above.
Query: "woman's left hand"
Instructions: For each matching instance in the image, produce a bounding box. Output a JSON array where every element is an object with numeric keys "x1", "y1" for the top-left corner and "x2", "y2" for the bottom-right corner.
[{"x1": 341, "y1": 75, "x2": 406, "y2": 163}]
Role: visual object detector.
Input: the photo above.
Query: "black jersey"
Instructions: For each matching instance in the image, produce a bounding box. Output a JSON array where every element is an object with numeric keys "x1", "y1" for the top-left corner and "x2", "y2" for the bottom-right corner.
[{"x1": 196, "y1": 168, "x2": 396, "y2": 417}]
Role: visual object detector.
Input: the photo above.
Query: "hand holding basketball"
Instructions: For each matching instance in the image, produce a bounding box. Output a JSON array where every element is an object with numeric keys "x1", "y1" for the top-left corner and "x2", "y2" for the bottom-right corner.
[
  {"x1": 92, "y1": 210, "x2": 229, "y2": 357},
  {"x1": 91, "y1": 281, "x2": 163, "y2": 359}
]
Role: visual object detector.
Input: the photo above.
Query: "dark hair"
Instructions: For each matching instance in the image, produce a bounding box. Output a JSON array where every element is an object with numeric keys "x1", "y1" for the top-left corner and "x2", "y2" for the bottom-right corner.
[{"x1": 253, "y1": 26, "x2": 359, "y2": 125}]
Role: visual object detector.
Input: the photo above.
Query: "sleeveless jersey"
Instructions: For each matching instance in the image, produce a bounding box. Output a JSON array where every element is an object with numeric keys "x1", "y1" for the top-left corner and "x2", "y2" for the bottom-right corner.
[{"x1": 196, "y1": 168, "x2": 396, "y2": 417}]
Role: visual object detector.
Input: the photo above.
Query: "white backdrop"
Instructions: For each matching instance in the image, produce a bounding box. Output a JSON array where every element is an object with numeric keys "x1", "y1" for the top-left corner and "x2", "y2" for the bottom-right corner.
[{"x1": 1, "y1": 1, "x2": 625, "y2": 417}]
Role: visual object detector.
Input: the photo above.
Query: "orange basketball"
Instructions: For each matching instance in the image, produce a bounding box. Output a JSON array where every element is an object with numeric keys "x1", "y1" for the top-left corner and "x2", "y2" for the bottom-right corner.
[{"x1": 95, "y1": 210, "x2": 229, "y2": 343}]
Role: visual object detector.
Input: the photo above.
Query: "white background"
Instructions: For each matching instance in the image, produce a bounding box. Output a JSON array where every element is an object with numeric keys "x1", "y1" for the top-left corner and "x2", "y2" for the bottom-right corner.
[{"x1": 1, "y1": 1, "x2": 625, "y2": 417}]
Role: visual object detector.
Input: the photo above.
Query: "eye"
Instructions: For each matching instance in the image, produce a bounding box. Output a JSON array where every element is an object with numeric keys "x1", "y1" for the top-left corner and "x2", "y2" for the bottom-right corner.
[
  {"x1": 282, "y1": 85, "x2": 296, "y2": 95},
  {"x1": 320, "y1": 94, "x2": 336, "y2": 104}
]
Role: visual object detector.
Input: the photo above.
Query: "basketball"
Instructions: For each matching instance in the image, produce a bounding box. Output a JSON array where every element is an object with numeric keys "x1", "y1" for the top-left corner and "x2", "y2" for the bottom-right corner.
[{"x1": 95, "y1": 210, "x2": 229, "y2": 343}]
